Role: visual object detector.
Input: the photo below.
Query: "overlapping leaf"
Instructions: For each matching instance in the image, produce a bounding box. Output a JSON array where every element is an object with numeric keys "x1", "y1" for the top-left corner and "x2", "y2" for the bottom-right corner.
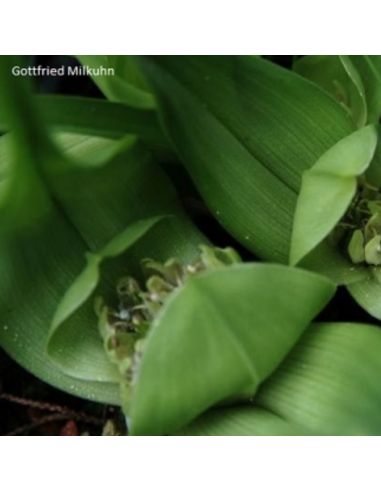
[
  {"x1": 289, "y1": 123, "x2": 381, "y2": 317},
  {"x1": 257, "y1": 322, "x2": 381, "y2": 435},
  {"x1": 294, "y1": 55, "x2": 367, "y2": 127},
  {"x1": 350, "y1": 56, "x2": 381, "y2": 124},
  {"x1": 290, "y1": 125, "x2": 378, "y2": 267},
  {"x1": 134, "y1": 56, "x2": 381, "y2": 319},
  {"x1": 295, "y1": 55, "x2": 381, "y2": 125},
  {"x1": 178, "y1": 322, "x2": 381, "y2": 436},
  {"x1": 76, "y1": 55, "x2": 155, "y2": 109},
  {"x1": 177, "y1": 407, "x2": 307, "y2": 436},
  {"x1": 128, "y1": 264, "x2": 335, "y2": 435},
  {"x1": 0, "y1": 94, "x2": 166, "y2": 147},
  {"x1": 139, "y1": 56, "x2": 354, "y2": 262},
  {"x1": 0, "y1": 58, "x2": 204, "y2": 402}
]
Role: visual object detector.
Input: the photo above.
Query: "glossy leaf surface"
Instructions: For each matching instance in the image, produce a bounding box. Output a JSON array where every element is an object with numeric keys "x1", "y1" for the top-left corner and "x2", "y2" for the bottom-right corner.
[
  {"x1": 290, "y1": 125, "x2": 378, "y2": 266},
  {"x1": 177, "y1": 322, "x2": 381, "y2": 436},
  {"x1": 294, "y1": 55, "x2": 367, "y2": 127},
  {"x1": 0, "y1": 134, "x2": 204, "y2": 403},
  {"x1": 129, "y1": 264, "x2": 335, "y2": 435},
  {"x1": 350, "y1": 56, "x2": 381, "y2": 124},
  {"x1": 0, "y1": 60, "x2": 204, "y2": 402},
  {"x1": 139, "y1": 55, "x2": 354, "y2": 262},
  {"x1": 257, "y1": 322, "x2": 381, "y2": 435}
]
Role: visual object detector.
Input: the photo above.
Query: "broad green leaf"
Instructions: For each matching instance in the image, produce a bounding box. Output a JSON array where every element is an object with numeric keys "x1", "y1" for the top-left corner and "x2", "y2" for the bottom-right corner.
[
  {"x1": 129, "y1": 264, "x2": 335, "y2": 435},
  {"x1": 0, "y1": 95, "x2": 166, "y2": 145},
  {"x1": 296, "y1": 56, "x2": 381, "y2": 126},
  {"x1": 177, "y1": 406, "x2": 307, "y2": 436},
  {"x1": 76, "y1": 55, "x2": 155, "y2": 109},
  {"x1": 47, "y1": 216, "x2": 167, "y2": 381},
  {"x1": 340, "y1": 56, "x2": 367, "y2": 127},
  {"x1": 139, "y1": 56, "x2": 381, "y2": 322},
  {"x1": 0, "y1": 61, "x2": 56, "y2": 232},
  {"x1": 294, "y1": 55, "x2": 367, "y2": 127},
  {"x1": 0, "y1": 59, "x2": 205, "y2": 402},
  {"x1": 178, "y1": 321, "x2": 381, "y2": 435},
  {"x1": 257, "y1": 322, "x2": 381, "y2": 435},
  {"x1": 0, "y1": 135, "x2": 205, "y2": 401},
  {"x1": 53, "y1": 132, "x2": 138, "y2": 168},
  {"x1": 0, "y1": 135, "x2": 204, "y2": 403},
  {"x1": 290, "y1": 125, "x2": 378, "y2": 266},
  {"x1": 0, "y1": 133, "x2": 53, "y2": 232},
  {"x1": 139, "y1": 56, "x2": 354, "y2": 262},
  {"x1": 0, "y1": 217, "x2": 121, "y2": 405},
  {"x1": 350, "y1": 56, "x2": 381, "y2": 124}
]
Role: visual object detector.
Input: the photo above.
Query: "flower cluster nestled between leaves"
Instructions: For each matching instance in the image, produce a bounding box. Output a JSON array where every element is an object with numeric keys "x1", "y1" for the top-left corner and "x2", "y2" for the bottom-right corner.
[
  {"x1": 344, "y1": 179, "x2": 381, "y2": 265},
  {"x1": 96, "y1": 245, "x2": 241, "y2": 409}
]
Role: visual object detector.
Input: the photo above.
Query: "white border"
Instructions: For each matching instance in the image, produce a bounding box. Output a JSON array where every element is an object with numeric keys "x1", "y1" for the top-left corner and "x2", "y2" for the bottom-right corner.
[
  {"x1": 1, "y1": 437, "x2": 380, "y2": 491},
  {"x1": 1, "y1": 0, "x2": 381, "y2": 54}
]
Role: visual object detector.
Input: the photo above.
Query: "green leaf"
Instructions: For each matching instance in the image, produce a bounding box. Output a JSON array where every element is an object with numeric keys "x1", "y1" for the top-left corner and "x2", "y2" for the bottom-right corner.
[
  {"x1": 0, "y1": 135, "x2": 204, "y2": 403},
  {"x1": 0, "y1": 60, "x2": 56, "y2": 232},
  {"x1": 128, "y1": 264, "x2": 335, "y2": 435},
  {"x1": 257, "y1": 322, "x2": 381, "y2": 435},
  {"x1": 178, "y1": 321, "x2": 381, "y2": 435},
  {"x1": 0, "y1": 95, "x2": 166, "y2": 146},
  {"x1": 76, "y1": 56, "x2": 155, "y2": 109},
  {"x1": 139, "y1": 55, "x2": 354, "y2": 263},
  {"x1": 177, "y1": 406, "x2": 307, "y2": 436},
  {"x1": 350, "y1": 56, "x2": 381, "y2": 124},
  {"x1": 340, "y1": 56, "x2": 368, "y2": 126},
  {"x1": 0, "y1": 59, "x2": 205, "y2": 402},
  {"x1": 294, "y1": 55, "x2": 367, "y2": 127},
  {"x1": 290, "y1": 125, "x2": 378, "y2": 266},
  {"x1": 0, "y1": 217, "x2": 122, "y2": 405}
]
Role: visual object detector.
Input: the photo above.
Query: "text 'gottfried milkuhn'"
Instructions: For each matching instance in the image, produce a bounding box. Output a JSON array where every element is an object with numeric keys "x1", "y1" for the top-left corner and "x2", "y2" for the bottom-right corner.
[{"x1": 11, "y1": 65, "x2": 115, "y2": 77}]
